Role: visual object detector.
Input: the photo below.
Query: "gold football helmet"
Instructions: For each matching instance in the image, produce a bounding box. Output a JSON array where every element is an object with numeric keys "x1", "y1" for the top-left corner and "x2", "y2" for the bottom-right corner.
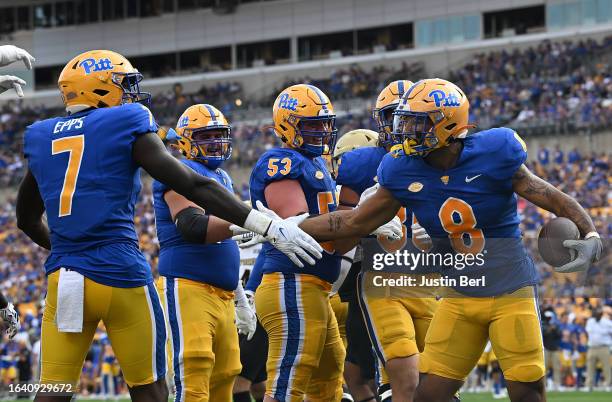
[
  {"x1": 393, "y1": 78, "x2": 472, "y2": 156},
  {"x1": 169, "y1": 104, "x2": 231, "y2": 169},
  {"x1": 58, "y1": 50, "x2": 150, "y2": 113},
  {"x1": 272, "y1": 84, "x2": 337, "y2": 156},
  {"x1": 373, "y1": 80, "x2": 413, "y2": 147}
]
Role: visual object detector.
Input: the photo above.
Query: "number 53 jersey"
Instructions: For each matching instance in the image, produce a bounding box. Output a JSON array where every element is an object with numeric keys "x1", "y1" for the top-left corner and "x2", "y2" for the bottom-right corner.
[
  {"x1": 249, "y1": 147, "x2": 341, "y2": 284},
  {"x1": 23, "y1": 103, "x2": 157, "y2": 287},
  {"x1": 377, "y1": 127, "x2": 538, "y2": 297}
]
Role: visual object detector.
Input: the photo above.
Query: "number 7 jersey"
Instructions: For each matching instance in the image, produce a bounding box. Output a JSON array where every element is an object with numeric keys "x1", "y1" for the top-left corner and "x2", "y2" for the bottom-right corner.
[
  {"x1": 377, "y1": 127, "x2": 538, "y2": 296},
  {"x1": 23, "y1": 103, "x2": 158, "y2": 287}
]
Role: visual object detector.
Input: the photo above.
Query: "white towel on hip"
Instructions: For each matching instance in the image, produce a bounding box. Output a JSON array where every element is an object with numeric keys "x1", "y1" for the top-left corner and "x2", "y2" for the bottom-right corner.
[{"x1": 56, "y1": 268, "x2": 84, "y2": 332}]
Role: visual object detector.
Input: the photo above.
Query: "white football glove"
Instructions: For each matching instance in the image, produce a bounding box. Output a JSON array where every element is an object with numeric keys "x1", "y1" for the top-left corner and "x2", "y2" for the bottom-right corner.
[
  {"x1": 372, "y1": 215, "x2": 403, "y2": 241},
  {"x1": 235, "y1": 286, "x2": 257, "y2": 341},
  {"x1": 0, "y1": 45, "x2": 35, "y2": 69},
  {"x1": 411, "y1": 222, "x2": 433, "y2": 250},
  {"x1": 358, "y1": 183, "x2": 379, "y2": 206},
  {"x1": 0, "y1": 303, "x2": 20, "y2": 339},
  {"x1": 0, "y1": 75, "x2": 26, "y2": 97},
  {"x1": 231, "y1": 201, "x2": 323, "y2": 268},
  {"x1": 556, "y1": 236, "x2": 603, "y2": 274}
]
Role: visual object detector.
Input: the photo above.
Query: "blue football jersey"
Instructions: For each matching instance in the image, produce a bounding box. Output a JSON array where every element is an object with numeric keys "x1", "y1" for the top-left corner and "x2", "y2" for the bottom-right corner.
[
  {"x1": 336, "y1": 145, "x2": 432, "y2": 273},
  {"x1": 335, "y1": 146, "x2": 387, "y2": 196},
  {"x1": 23, "y1": 103, "x2": 157, "y2": 287},
  {"x1": 249, "y1": 147, "x2": 341, "y2": 284},
  {"x1": 245, "y1": 252, "x2": 265, "y2": 292},
  {"x1": 377, "y1": 127, "x2": 538, "y2": 296},
  {"x1": 153, "y1": 160, "x2": 240, "y2": 291}
]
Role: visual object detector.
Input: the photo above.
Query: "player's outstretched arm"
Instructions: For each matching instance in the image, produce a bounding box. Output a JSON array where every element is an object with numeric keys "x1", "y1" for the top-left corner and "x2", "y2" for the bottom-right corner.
[
  {"x1": 134, "y1": 133, "x2": 323, "y2": 264},
  {"x1": 299, "y1": 185, "x2": 401, "y2": 241},
  {"x1": 134, "y1": 133, "x2": 252, "y2": 225},
  {"x1": 16, "y1": 168, "x2": 51, "y2": 250},
  {"x1": 512, "y1": 164, "x2": 602, "y2": 273},
  {"x1": 512, "y1": 164, "x2": 596, "y2": 236}
]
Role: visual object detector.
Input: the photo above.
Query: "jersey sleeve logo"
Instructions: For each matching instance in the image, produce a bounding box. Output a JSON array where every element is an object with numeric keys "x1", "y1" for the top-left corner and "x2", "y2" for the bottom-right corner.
[{"x1": 78, "y1": 58, "x2": 114, "y2": 74}]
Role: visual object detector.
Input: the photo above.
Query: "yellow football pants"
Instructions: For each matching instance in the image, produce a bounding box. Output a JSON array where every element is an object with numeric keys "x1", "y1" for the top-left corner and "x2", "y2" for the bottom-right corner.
[
  {"x1": 41, "y1": 270, "x2": 166, "y2": 387},
  {"x1": 158, "y1": 276, "x2": 241, "y2": 402},
  {"x1": 420, "y1": 286, "x2": 545, "y2": 382},
  {"x1": 256, "y1": 272, "x2": 345, "y2": 402}
]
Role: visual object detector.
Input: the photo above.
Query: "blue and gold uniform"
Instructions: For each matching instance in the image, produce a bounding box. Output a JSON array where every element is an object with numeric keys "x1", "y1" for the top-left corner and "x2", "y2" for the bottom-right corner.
[
  {"x1": 154, "y1": 104, "x2": 241, "y2": 402},
  {"x1": 378, "y1": 127, "x2": 544, "y2": 382},
  {"x1": 24, "y1": 102, "x2": 166, "y2": 387},
  {"x1": 336, "y1": 143, "x2": 439, "y2": 382},
  {"x1": 250, "y1": 146, "x2": 345, "y2": 401}
]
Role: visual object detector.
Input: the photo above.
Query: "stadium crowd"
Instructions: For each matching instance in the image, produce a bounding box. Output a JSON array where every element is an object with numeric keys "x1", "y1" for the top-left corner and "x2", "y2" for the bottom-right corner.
[
  {"x1": 0, "y1": 37, "x2": 610, "y2": 396},
  {"x1": 1, "y1": 37, "x2": 611, "y2": 185}
]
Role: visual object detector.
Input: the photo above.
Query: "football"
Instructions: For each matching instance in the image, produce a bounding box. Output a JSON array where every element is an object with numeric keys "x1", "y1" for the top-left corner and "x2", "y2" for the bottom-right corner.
[{"x1": 538, "y1": 217, "x2": 580, "y2": 267}]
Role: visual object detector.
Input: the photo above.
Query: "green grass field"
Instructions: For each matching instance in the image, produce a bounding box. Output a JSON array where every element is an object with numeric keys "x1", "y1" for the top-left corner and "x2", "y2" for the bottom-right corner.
[{"x1": 461, "y1": 391, "x2": 610, "y2": 401}]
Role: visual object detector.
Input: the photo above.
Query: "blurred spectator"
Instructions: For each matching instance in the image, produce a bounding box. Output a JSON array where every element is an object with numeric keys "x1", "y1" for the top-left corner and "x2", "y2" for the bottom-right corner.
[{"x1": 585, "y1": 307, "x2": 612, "y2": 391}]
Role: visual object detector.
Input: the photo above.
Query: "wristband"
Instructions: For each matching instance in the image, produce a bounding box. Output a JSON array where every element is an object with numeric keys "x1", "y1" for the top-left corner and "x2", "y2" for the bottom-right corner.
[
  {"x1": 584, "y1": 232, "x2": 600, "y2": 240},
  {"x1": 243, "y1": 210, "x2": 273, "y2": 236}
]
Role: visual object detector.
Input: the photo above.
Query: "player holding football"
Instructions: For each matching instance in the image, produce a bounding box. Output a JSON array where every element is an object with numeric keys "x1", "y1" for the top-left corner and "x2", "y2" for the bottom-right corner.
[
  {"x1": 333, "y1": 81, "x2": 438, "y2": 402},
  {"x1": 296, "y1": 78, "x2": 602, "y2": 402},
  {"x1": 15, "y1": 50, "x2": 322, "y2": 402},
  {"x1": 153, "y1": 104, "x2": 257, "y2": 401},
  {"x1": 246, "y1": 84, "x2": 400, "y2": 402}
]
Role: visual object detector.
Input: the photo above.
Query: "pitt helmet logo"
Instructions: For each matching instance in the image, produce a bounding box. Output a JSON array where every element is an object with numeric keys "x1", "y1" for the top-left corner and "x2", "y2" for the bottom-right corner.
[
  {"x1": 278, "y1": 93, "x2": 298, "y2": 111},
  {"x1": 78, "y1": 58, "x2": 114, "y2": 75},
  {"x1": 429, "y1": 89, "x2": 460, "y2": 108},
  {"x1": 408, "y1": 182, "x2": 423, "y2": 192},
  {"x1": 177, "y1": 116, "x2": 189, "y2": 128}
]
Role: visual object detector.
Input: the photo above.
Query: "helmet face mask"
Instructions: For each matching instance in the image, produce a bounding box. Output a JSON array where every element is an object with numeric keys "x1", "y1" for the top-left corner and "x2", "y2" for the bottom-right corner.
[
  {"x1": 373, "y1": 80, "x2": 414, "y2": 148},
  {"x1": 374, "y1": 104, "x2": 396, "y2": 146},
  {"x1": 112, "y1": 71, "x2": 151, "y2": 107},
  {"x1": 272, "y1": 84, "x2": 337, "y2": 158},
  {"x1": 173, "y1": 104, "x2": 232, "y2": 169},
  {"x1": 188, "y1": 127, "x2": 232, "y2": 164},
  {"x1": 295, "y1": 116, "x2": 338, "y2": 157},
  {"x1": 393, "y1": 78, "x2": 471, "y2": 157}
]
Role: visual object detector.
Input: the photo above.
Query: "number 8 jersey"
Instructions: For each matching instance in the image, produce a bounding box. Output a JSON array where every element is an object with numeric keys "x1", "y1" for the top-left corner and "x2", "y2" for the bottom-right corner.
[
  {"x1": 377, "y1": 127, "x2": 538, "y2": 296},
  {"x1": 249, "y1": 147, "x2": 341, "y2": 284},
  {"x1": 23, "y1": 103, "x2": 157, "y2": 287}
]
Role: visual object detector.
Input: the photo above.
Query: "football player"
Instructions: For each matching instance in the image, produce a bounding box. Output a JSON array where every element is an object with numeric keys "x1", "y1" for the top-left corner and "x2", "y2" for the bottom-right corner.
[
  {"x1": 334, "y1": 81, "x2": 439, "y2": 402},
  {"x1": 247, "y1": 84, "x2": 400, "y2": 402},
  {"x1": 15, "y1": 50, "x2": 322, "y2": 402},
  {"x1": 153, "y1": 104, "x2": 257, "y2": 401},
  {"x1": 297, "y1": 78, "x2": 602, "y2": 402}
]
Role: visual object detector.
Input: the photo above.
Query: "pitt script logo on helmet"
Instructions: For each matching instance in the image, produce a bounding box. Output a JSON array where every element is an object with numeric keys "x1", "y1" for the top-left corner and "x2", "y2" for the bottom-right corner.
[
  {"x1": 393, "y1": 78, "x2": 474, "y2": 157},
  {"x1": 272, "y1": 84, "x2": 338, "y2": 157},
  {"x1": 373, "y1": 80, "x2": 413, "y2": 147},
  {"x1": 58, "y1": 50, "x2": 151, "y2": 114},
  {"x1": 168, "y1": 104, "x2": 232, "y2": 170}
]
